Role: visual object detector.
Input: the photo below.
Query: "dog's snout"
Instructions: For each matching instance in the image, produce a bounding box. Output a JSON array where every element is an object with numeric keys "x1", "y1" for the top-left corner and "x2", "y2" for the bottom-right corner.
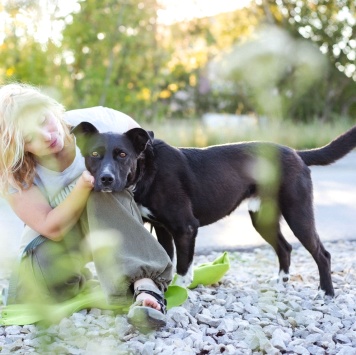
[{"x1": 100, "y1": 174, "x2": 115, "y2": 186}]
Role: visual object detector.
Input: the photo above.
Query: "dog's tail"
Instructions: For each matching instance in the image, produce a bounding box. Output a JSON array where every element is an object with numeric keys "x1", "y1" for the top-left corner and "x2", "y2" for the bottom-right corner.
[{"x1": 297, "y1": 125, "x2": 356, "y2": 166}]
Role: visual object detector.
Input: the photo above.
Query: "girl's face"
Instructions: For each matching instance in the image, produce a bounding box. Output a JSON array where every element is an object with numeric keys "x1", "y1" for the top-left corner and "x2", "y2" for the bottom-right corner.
[{"x1": 21, "y1": 109, "x2": 65, "y2": 157}]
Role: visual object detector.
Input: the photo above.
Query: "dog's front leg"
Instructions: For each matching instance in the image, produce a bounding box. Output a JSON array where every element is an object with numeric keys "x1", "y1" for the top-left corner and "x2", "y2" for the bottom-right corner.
[
  {"x1": 172, "y1": 223, "x2": 199, "y2": 288},
  {"x1": 155, "y1": 223, "x2": 196, "y2": 287},
  {"x1": 175, "y1": 263, "x2": 195, "y2": 288},
  {"x1": 154, "y1": 224, "x2": 175, "y2": 260}
]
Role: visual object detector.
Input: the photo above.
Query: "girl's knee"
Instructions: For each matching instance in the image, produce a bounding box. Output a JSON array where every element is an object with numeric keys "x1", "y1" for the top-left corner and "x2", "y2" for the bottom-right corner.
[
  {"x1": 10, "y1": 241, "x2": 89, "y2": 304},
  {"x1": 49, "y1": 272, "x2": 88, "y2": 302}
]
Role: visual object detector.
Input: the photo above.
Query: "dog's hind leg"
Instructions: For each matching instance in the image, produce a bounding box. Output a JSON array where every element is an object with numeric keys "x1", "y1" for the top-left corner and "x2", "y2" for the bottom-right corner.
[
  {"x1": 282, "y1": 203, "x2": 334, "y2": 297},
  {"x1": 280, "y1": 175, "x2": 334, "y2": 297},
  {"x1": 249, "y1": 209, "x2": 292, "y2": 283}
]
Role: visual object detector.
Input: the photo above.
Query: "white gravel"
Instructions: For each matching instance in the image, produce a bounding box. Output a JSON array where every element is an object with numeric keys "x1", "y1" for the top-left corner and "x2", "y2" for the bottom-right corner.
[{"x1": 1, "y1": 239, "x2": 356, "y2": 354}]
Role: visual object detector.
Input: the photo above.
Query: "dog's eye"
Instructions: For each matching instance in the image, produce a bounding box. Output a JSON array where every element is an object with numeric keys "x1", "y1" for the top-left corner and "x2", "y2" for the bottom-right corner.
[
  {"x1": 119, "y1": 152, "x2": 127, "y2": 158},
  {"x1": 91, "y1": 151, "x2": 99, "y2": 157}
]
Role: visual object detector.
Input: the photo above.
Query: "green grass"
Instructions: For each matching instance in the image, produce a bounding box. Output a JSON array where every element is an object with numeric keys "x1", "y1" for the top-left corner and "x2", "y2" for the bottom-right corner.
[{"x1": 144, "y1": 118, "x2": 356, "y2": 150}]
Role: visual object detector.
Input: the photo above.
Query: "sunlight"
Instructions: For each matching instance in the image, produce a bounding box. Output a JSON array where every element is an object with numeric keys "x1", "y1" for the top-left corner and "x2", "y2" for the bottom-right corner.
[
  {"x1": 157, "y1": 0, "x2": 251, "y2": 24},
  {"x1": 0, "y1": 0, "x2": 249, "y2": 45}
]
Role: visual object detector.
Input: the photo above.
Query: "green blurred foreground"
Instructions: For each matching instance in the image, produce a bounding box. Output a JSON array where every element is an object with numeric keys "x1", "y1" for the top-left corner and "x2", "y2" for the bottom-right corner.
[{"x1": 147, "y1": 118, "x2": 355, "y2": 149}]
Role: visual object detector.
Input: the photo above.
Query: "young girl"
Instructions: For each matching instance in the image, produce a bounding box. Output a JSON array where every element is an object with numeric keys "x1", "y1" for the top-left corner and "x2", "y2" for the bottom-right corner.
[{"x1": 0, "y1": 83, "x2": 173, "y2": 331}]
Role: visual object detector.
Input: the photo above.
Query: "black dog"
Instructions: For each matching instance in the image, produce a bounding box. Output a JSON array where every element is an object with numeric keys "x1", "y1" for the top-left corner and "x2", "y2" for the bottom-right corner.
[{"x1": 73, "y1": 122, "x2": 356, "y2": 296}]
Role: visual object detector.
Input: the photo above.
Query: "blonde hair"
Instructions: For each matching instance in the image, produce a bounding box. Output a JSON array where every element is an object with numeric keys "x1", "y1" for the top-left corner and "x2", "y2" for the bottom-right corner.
[{"x1": 0, "y1": 83, "x2": 71, "y2": 195}]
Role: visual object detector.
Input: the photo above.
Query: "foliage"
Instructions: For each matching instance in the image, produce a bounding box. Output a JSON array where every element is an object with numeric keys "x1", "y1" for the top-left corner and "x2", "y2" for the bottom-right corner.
[
  {"x1": 159, "y1": 7, "x2": 264, "y2": 118},
  {"x1": 60, "y1": 0, "x2": 171, "y2": 120},
  {"x1": 270, "y1": 0, "x2": 355, "y2": 78},
  {"x1": 209, "y1": 24, "x2": 331, "y2": 121},
  {"x1": 256, "y1": 0, "x2": 356, "y2": 120},
  {"x1": 0, "y1": 0, "x2": 355, "y2": 123},
  {"x1": 146, "y1": 116, "x2": 355, "y2": 149},
  {"x1": 203, "y1": 0, "x2": 356, "y2": 122},
  {"x1": 0, "y1": 1, "x2": 60, "y2": 87}
]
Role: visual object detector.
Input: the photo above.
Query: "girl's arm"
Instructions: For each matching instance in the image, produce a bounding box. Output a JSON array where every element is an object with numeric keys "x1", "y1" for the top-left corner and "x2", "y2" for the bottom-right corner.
[{"x1": 6, "y1": 171, "x2": 94, "y2": 241}]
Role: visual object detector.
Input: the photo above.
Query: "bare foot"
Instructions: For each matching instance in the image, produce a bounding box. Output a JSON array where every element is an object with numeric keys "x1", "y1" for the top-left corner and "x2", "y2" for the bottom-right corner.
[
  {"x1": 136, "y1": 292, "x2": 161, "y2": 310},
  {"x1": 134, "y1": 278, "x2": 162, "y2": 310}
]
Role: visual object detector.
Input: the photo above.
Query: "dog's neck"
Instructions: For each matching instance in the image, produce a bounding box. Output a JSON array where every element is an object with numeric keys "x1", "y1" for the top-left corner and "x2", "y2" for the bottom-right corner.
[{"x1": 132, "y1": 144, "x2": 156, "y2": 201}]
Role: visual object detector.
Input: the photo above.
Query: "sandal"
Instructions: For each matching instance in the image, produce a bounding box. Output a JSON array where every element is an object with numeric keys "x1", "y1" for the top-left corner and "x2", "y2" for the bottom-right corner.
[{"x1": 127, "y1": 284, "x2": 167, "y2": 333}]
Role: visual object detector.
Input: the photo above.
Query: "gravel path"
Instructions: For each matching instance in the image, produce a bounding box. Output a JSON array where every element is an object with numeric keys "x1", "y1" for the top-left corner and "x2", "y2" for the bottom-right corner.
[{"x1": 1, "y1": 239, "x2": 356, "y2": 354}]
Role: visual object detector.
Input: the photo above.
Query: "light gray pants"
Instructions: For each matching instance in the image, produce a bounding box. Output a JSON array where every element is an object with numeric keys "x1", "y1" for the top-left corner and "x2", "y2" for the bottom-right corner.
[{"x1": 7, "y1": 190, "x2": 173, "y2": 305}]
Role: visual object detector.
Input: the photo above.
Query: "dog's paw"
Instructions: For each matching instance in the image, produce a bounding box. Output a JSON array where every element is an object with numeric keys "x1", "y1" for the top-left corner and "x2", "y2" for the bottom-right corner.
[
  {"x1": 314, "y1": 289, "x2": 326, "y2": 300},
  {"x1": 314, "y1": 288, "x2": 334, "y2": 301},
  {"x1": 278, "y1": 270, "x2": 290, "y2": 284},
  {"x1": 174, "y1": 265, "x2": 194, "y2": 288}
]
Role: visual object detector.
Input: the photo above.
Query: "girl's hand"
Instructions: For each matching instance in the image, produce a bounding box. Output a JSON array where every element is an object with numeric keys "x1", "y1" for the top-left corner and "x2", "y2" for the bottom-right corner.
[
  {"x1": 78, "y1": 170, "x2": 95, "y2": 190},
  {"x1": 7, "y1": 170, "x2": 95, "y2": 241}
]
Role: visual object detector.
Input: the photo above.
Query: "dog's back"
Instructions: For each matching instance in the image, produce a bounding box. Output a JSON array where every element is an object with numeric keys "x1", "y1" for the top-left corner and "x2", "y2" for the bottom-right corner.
[{"x1": 138, "y1": 140, "x2": 307, "y2": 227}]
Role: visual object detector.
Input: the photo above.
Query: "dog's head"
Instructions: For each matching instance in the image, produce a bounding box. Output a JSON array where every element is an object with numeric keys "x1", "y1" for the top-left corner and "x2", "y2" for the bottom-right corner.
[{"x1": 71, "y1": 121, "x2": 152, "y2": 192}]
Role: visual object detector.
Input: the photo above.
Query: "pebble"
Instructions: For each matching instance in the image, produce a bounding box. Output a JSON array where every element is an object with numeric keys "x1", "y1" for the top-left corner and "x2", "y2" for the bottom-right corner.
[{"x1": 0, "y1": 240, "x2": 355, "y2": 354}]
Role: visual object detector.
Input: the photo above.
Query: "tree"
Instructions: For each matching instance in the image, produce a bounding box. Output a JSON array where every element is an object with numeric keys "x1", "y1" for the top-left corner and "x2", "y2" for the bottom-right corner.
[
  {"x1": 60, "y1": 0, "x2": 171, "y2": 120},
  {"x1": 201, "y1": 0, "x2": 356, "y2": 121},
  {"x1": 156, "y1": 6, "x2": 264, "y2": 117},
  {"x1": 256, "y1": 0, "x2": 356, "y2": 120},
  {"x1": 267, "y1": 0, "x2": 355, "y2": 80},
  {"x1": 0, "y1": 0, "x2": 71, "y2": 102},
  {"x1": 1, "y1": 2, "x2": 47, "y2": 84}
]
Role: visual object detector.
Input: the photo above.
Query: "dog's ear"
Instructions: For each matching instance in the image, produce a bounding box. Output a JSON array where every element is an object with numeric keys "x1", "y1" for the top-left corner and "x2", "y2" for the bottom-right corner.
[
  {"x1": 71, "y1": 121, "x2": 99, "y2": 136},
  {"x1": 71, "y1": 121, "x2": 99, "y2": 154},
  {"x1": 147, "y1": 130, "x2": 154, "y2": 140},
  {"x1": 125, "y1": 128, "x2": 152, "y2": 154}
]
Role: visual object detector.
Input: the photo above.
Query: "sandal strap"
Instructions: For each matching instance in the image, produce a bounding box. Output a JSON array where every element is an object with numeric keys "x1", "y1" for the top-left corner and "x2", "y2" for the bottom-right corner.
[
  {"x1": 133, "y1": 285, "x2": 167, "y2": 314},
  {"x1": 134, "y1": 284, "x2": 164, "y2": 299}
]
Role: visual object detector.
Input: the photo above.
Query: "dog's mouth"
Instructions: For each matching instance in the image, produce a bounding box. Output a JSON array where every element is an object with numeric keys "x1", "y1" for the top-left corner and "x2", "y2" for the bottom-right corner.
[{"x1": 94, "y1": 179, "x2": 126, "y2": 193}]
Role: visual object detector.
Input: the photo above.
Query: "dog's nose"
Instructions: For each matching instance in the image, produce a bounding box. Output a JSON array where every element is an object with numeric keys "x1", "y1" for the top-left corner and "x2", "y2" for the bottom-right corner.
[{"x1": 100, "y1": 174, "x2": 115, "y2": 186}]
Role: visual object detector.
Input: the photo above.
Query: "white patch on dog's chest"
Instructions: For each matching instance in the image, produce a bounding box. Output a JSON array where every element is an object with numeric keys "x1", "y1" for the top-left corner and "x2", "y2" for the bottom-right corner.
[
  {"x1": 248, "y1": 197, "x2": 261, "y2": 212},
  {"x1": 138, "y1": 204, "x2": 155, "y2": 220}
]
